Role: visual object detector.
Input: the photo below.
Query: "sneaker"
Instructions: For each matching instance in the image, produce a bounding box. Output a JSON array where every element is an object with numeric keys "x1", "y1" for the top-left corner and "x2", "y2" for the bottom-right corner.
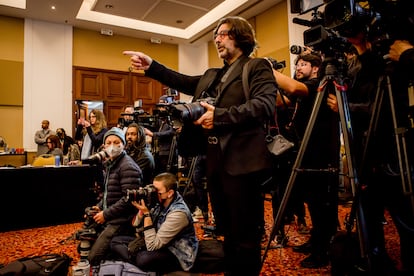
[
  {"x1": 297, "y1": 223, "x2": 310, "y2": 234},
  {"x1": 192, "y1": 207, "x2": 204, "y2": 219},
  {"x1": 209, "y1": 212, "x2": 215, "y2": 225},
  {"x1": 270, "y1": 234, "x2": 288, "y2": 248}
]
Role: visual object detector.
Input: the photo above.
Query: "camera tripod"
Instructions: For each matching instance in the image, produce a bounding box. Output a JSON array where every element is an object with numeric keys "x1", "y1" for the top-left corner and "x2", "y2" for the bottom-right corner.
[
  {"x1": 261, "y1": 58, "x2": 371, "y2": 271},
  {"x1": 166, "y1": 134, "x2": 177, "y2": 173},
  {"x1": 359, "y1": 68, "x2": 414, "y2": 214}
]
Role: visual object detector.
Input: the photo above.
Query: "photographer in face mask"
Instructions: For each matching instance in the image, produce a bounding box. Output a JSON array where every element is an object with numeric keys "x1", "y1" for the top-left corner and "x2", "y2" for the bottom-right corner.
[{"x1": 87, "y1": 127, "x2": 143, "y2": 269}]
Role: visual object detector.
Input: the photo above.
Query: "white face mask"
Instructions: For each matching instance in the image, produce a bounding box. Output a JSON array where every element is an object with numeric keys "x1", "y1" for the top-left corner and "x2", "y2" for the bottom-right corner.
[{"x1": 105, "y1": 144, "x2": 124, "y2": 158}]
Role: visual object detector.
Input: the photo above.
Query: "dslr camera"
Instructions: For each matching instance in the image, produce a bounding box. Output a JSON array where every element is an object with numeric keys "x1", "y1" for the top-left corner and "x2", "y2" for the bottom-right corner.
[
  {"x1": 126, "y1": 184, "x2": 158, "y2": 208},
  {"x1": 167, "y1": 97, "x2": 216, "y2": 124},
  {"x1": 75, "y1": 207, "x2": 102, "y2": 259},
  {"x1": 82, "y1": 150, "x2": 108, "y2": 164}
]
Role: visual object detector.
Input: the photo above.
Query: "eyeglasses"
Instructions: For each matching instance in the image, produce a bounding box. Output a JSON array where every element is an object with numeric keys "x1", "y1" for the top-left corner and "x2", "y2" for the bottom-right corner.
[
  {"x1": 214, "y1": 30, "x2": 230, "y2": 40},
  {"x1": 89, "y1": 115, "x2": 96, "y2": 118},
  {"x1": 47, "y1": 141, "x2": 52, "y2": 144}
]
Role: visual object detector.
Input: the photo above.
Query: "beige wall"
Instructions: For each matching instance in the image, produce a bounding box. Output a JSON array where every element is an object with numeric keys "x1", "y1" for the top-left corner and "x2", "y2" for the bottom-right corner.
[
  {"x1": 0, "y1": 16, "x2": 24, "y2": 149},
  {"x1": 256, "y1": 1, "x2": 291, "y2": 73},
  {"x1": 208, "y1": 1, "x2": 290, "y2": 72},
  {"x1": 1, "y1": 1, "x2": 293, "y2": 154},
  {"x1": 73, "y1": 28, "x2": 179, "y2": 71}
]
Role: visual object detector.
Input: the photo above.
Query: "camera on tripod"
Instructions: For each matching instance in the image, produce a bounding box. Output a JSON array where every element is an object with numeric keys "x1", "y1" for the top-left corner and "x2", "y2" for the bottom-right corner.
[{"x1": 291, "y1": 0, "x2": 414, "y2": 58}]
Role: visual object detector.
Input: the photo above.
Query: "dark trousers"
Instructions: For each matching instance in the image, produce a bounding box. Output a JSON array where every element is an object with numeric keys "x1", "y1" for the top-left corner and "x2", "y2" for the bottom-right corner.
[
  {"x1": 362, "y1": 168, "x2": 414, "y2": 273},
  {"x1": 88, "y1": 224, "x2": 122, "y2": 266},
  {"x1": 298, "y1": 171, "x2": 339, "y2": 256},
  {"x1": 207, "y1": 169, "x2": 267, "y2": 276},
  {"x1": 111, "y1": 235, "x2": 182, "y2": 273},
  {"x1": 192, "y1": 155, "x2": 208, "y2": 215}
]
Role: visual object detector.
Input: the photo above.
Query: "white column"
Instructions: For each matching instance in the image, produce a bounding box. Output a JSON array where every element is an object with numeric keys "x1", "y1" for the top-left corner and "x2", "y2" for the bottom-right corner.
[{"x1": 23, "y1": 19, "x2": 73, "y2": 151}]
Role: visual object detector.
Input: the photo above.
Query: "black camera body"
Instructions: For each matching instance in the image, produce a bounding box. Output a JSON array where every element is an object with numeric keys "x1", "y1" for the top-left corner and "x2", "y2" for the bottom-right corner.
[
  {"x1": 126, "y1": 184, "x2": 158, "y2": 208},
  {"x1": 75, "y1": 207, "x2": 101, "y2": 259},
  {"x1": 118, "y1": 108, "x2": 159, "y2": 131},
  {"x1": 167, "y1": 97, "x2": 216, "y2": 124}
]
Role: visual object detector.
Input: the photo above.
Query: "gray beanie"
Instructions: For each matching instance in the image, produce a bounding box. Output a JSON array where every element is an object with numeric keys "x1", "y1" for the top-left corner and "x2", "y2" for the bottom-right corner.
[{"x1": 104, "y1": 127, "x2": 126, "y2": 145}]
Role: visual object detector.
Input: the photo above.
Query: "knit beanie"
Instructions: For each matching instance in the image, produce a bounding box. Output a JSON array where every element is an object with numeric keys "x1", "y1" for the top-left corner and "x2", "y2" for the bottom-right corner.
[{"x1": 104, "y1": 127, "x2": 126, "y2": 145}]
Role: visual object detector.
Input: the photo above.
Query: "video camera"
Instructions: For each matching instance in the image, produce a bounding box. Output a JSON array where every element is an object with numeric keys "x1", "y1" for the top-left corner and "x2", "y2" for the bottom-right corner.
[
  {"x1": 291, "y1": 0, "x2": 414, "y2": 58},
  {"x1": 118, "y1": 107, "x2": 159, "y2": 131}
]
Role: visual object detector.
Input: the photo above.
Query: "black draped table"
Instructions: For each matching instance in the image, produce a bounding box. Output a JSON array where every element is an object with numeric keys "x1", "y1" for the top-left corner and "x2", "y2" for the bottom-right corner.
[{"x1": 0, "y1": 165, "x2": 97, "y2": 232}]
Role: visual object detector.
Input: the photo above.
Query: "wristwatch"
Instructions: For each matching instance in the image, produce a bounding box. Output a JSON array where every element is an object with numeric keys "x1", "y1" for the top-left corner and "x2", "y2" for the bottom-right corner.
[{"x1": 143, "y1": 213, "x2": 150, "y2": 218}]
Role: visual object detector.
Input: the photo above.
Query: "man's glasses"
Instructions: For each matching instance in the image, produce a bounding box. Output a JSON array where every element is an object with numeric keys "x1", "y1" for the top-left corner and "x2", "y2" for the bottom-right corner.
[{"x1": 214, "y1": 30, "x2": 230, "y2": 40}]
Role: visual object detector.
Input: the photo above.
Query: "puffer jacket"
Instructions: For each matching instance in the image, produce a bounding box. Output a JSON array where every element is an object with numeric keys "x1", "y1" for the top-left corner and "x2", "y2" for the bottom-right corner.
[{"x1": 98, "y1": 151, "x2": 143, "y2": 224}]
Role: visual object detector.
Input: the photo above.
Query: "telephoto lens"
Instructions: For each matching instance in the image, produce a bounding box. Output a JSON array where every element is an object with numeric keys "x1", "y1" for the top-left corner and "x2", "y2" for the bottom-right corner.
[{"x1": 290, "y1": 45, "x2": 305, "y2": 55}]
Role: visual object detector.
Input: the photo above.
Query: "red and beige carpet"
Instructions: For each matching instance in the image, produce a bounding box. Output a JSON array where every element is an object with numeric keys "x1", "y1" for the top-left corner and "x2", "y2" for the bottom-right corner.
[{"x1": 0, "y1": 197, "x2": 400, "y2": 275}]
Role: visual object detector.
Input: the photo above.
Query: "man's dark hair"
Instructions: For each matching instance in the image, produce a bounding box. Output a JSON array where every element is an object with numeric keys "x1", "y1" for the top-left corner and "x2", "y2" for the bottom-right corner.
[
  {"x1": 214, "y1": 16, "x2": 257, "y2": 56},
  {"x1": 126, "y1": 123, "x2": 147, "y2": 149},
  {"x1": 295, "y1": 53, "x2": 322, "y2": 68},
  {"x1": 154, "y1": 172, "x2": 178, "y2": 192}
]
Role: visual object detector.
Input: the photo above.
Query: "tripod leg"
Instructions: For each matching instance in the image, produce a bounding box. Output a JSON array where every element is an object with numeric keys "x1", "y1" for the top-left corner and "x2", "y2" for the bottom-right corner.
[
  {"x1": 334, "y1": 77, "x2": 372, "y2": 272},
  {"x1": 183, "y1": 156, "x2": 199, "y2": 196},
  {"x1": 384, "y1": 75, "x2": 414, "y2": 214},
  {"x1": 166, "y1": 135, "x2": 177, "y2": 172},
  {"x1": 261, "y1": 77, "x2": 329, "y2": 266}
]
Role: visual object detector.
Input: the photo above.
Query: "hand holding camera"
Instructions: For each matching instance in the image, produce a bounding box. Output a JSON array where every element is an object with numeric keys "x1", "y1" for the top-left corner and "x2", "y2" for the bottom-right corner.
[{"x1": 194, "y1": 101, "x2": 215, "y2": 129}]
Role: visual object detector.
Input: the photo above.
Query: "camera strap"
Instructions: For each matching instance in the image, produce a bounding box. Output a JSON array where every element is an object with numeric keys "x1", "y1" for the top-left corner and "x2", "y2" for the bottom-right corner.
[{"x1": 215, "y1": 58, "x2": 242, "y2": 99}]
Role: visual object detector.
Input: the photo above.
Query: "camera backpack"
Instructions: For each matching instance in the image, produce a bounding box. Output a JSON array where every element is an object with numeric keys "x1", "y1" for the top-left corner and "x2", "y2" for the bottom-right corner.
[
  {"x1": 97, "y1": 260, "x2": 156, "y2": 276},
  {"x1": 0, "y1": 253, "x2": 72, "y2": 275}
]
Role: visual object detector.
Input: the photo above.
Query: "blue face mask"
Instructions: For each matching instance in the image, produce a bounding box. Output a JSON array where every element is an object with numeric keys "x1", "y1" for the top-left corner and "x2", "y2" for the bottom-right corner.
[{"x1": 105, "y1": 144, "x2": 124, "y2": 158}]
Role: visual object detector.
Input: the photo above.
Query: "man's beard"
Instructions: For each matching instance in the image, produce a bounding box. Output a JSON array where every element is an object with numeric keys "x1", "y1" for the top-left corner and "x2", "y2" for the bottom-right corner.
[{"x1": 125, "y1": 140, "x2": 134, "y2": 150}]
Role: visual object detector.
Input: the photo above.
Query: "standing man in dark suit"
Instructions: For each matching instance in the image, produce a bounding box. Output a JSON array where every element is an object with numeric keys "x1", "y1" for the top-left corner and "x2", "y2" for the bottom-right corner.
[{"x1": 124, "y1": 16, "x2": 277, "y2": 275}]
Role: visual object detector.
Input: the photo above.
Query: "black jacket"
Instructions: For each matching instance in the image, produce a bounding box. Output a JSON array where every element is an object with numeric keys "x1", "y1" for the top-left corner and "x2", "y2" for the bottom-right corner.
[
  {"x1": 99, "y1": 151, "x2": 143, "y2": 224},
  {"x1": 145, "y1": 56, "x2": 277, "y2": 175}
]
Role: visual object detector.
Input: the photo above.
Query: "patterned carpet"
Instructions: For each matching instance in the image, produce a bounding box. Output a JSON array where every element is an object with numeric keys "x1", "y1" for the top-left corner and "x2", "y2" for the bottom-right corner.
[{"x1": 0, "y1": 196, "x2": 400, "y2": 275}]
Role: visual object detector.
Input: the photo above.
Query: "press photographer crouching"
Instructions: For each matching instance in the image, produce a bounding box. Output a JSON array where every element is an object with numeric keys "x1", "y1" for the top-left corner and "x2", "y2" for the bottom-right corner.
[
  {"x1": 79, "y1": 127, "x2": 143, "y2": 269},
  {"x1": 110, "y1": 172, "x2": 199, "y2": 274}
]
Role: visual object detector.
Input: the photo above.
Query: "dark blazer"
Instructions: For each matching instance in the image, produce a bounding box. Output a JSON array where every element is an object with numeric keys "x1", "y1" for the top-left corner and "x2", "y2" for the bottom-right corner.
[{"x1": 145, "y1": 55, "x2": 277, "y2": 176}]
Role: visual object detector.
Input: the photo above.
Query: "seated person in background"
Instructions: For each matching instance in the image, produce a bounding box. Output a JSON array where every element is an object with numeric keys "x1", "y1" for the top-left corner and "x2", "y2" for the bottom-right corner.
[
  {"x1": 45, "y1": 134, "x2": 63, "y2": 164},
  {"x1": 56, "y1": 128, "x2": 76, "y2": 156},
  {"x1": 111, "y1": 172, "x2": 198, "y2": 273},
  {"x1": 87, "y1": 127, "x2": 143, "y2": 268},
  {"x1": 125, "y1": 123, "x2": 155, "y2": 186},
  {"x1": 56, "y1": 127, "x2": 80, "y2": 164}
]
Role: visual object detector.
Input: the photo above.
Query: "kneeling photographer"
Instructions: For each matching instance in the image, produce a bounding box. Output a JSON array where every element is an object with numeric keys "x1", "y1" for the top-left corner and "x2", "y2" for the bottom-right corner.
[
  {"x1": 110, "y1": 172, "x2": 198, "y2": 273},
  {"x1": 84, "y1": 127, "x2": 143, "y2": 269}
]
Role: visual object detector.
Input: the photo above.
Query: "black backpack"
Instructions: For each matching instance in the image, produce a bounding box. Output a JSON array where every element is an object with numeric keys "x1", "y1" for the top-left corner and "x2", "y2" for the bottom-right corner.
[{"x1": 0, "y1": 253, "x2": 72, "y2": 276}]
